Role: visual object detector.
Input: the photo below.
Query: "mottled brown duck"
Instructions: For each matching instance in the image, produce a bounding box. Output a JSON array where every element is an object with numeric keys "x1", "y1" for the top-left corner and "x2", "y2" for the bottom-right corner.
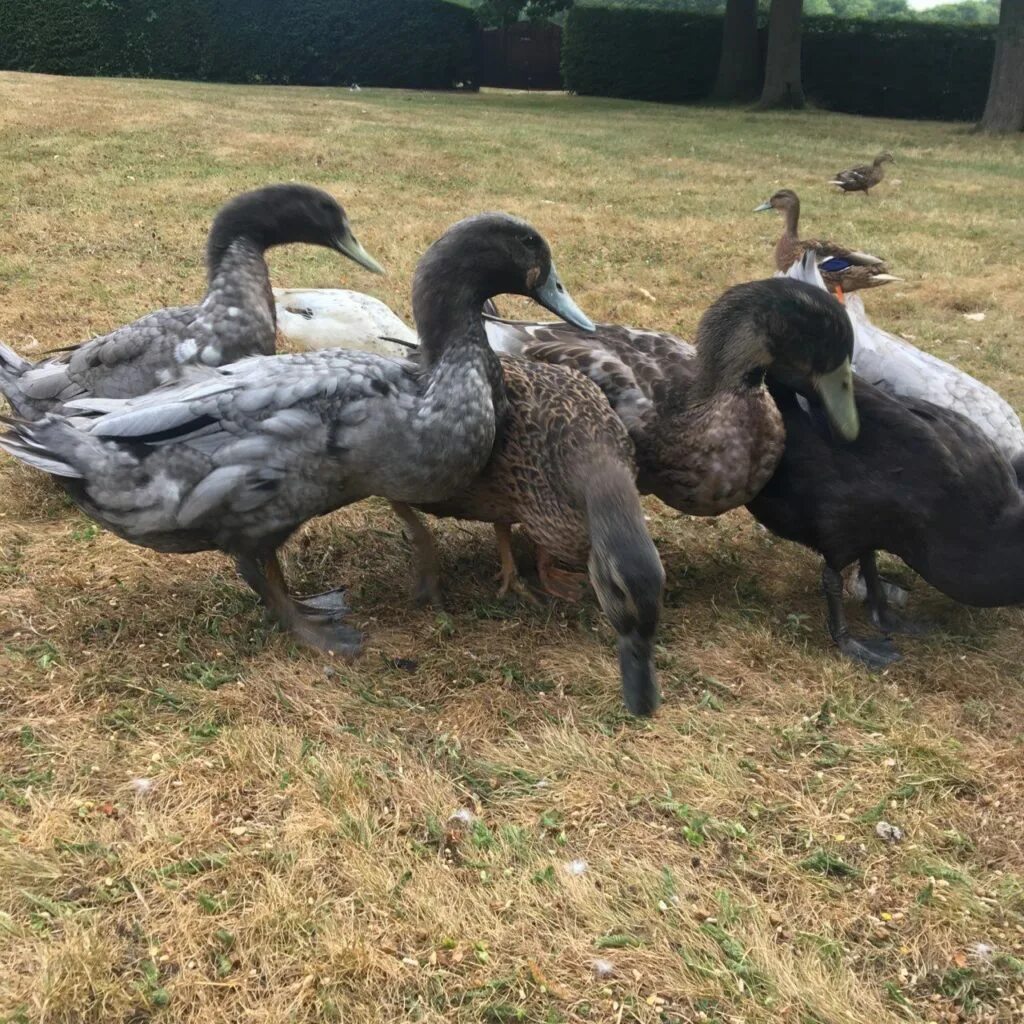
[
  {"x1": 829, "y1": 152, "x2": 894, "y2": 196},
  {"x1": 485, "y1": 276, "x2": 860, "y2": 522},
  {"x1": 754, "y1": 189, "x2": 899, "y2": 300},
  {"x1": 394, "y1": 353, "x2": 666, "y2": 717}
]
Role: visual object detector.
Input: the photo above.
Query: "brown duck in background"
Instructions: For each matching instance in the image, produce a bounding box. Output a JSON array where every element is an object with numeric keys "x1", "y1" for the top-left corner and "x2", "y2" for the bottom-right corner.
[
  {"x1": 754, "y1": 189, "x2": 899, "y2": 300},
  {"x1": 393, "y1": 356, "x2": 666, "y2": 717},
  {"x1": 830, "y1": 152, "x2": 894, "y2": 196}
]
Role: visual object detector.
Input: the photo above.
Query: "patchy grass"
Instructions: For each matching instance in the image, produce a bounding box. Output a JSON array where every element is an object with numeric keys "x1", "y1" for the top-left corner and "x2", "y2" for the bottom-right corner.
[{"x1": 1, "y1": 71, "x2": 1023, "y2": 1023}]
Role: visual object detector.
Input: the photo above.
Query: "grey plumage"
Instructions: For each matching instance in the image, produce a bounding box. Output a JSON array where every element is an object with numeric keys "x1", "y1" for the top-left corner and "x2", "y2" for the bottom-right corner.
[
  {"x1": 0, "y1": 184, "x2": 379, "y2": 419},
  {"x1": 0, "y1": 212, "x2": 594, "y2": 657}
]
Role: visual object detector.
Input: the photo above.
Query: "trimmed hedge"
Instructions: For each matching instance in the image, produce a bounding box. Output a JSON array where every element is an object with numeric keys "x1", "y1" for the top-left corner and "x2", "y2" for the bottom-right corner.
[
  {"x1": 0, "y1": 0, "x2": 480, "y2": 89},
  {"x1": 563, "y1": 7, "x2": 996, "y2": 121},
  {"x1": 562, "y1": 9, "x2": 722, "y2": 102}
]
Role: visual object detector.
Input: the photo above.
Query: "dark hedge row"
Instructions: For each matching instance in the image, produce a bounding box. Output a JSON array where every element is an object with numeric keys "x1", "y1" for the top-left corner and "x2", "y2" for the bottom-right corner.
[
  {"x1": 0, "y1": 0, "x2": 480, "y2": 89},
  {"x1": 563, "y1": 8, "x2": 995, "y2": 121}
]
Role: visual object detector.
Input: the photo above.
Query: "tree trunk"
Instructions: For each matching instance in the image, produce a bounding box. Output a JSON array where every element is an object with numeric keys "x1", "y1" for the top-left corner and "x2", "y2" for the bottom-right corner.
[
  {"x1": 979, "y1": 0, "x2": 1024, "y2": 133},
  {"x1": 713, "y1": 0, "x2": 761, "y2": 102},
  {"x1": 758, "y1": 0, "x2": 804, "y2": 110}
]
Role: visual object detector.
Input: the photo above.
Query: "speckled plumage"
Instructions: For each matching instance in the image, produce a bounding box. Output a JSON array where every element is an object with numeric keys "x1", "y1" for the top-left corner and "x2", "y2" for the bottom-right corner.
[
  {"x1": 759, "y1": 189, "x2": 898, "y2": 295},
  {"x1": 416, "y1": 357, "x2": 635, "y2": 565},
  {"x1": 483, "y1": 278, "x2": 855, "y2": 520},
  {"x1": 829, "y1": 152, "x2": 893, "y2": 195},
  {"x1": 0, "y1": 184, "x2": 370, "y2": 419},
  {"x1": 0, "y1": 212, "x2": 591, "y2": 658},
  {"x1": 406, "y1": 355, "x2": 665, "y2": 716}
]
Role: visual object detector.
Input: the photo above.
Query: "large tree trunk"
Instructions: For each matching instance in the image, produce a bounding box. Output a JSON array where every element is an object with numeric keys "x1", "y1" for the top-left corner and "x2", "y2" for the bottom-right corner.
[
  {"x1": 758, "y1": 0, "x2": 804, "y2": 110},
  {"x1": 979, "y1": 0, "x2": 1024, "y2": 133},
  {"x1": 713, "y1": 0, "x2": 761, "y2": 102}
]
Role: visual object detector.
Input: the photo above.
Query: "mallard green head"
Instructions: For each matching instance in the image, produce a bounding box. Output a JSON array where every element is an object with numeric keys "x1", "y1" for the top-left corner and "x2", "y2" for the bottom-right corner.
[
  {"x1": 696, "y1": 277, "x2": 859, "y2": 442},
  {"x1": 583, "y1": 462, "x2": 666, "y2": 716}
]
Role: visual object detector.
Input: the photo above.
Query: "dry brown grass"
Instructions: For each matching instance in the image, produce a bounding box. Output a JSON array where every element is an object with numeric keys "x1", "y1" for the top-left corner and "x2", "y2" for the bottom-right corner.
[{"x1": 1, "y1": 71, "x2": 1023, "y2": 1024}]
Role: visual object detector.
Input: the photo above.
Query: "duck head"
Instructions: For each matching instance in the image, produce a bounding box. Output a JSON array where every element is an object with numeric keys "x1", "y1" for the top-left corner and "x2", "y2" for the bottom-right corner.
[
  {"x1": 697, "y1": 277, "x2": 859, "y2": 442},
  {"x1": 413, "y1": 212, "x2": 594, "y2": 339},
  {"x1": 584, "y1": 464, "x2": 666, "y2": 716},
  {"x1": 754, "y1": 188, "x2": 800, "y2": 216},
  {"x1": 874, "y1": 152, "x2": 895, "y2": 166},
  {"x1": 208, "y1": 183, "x2": 384, "y2": 273}
]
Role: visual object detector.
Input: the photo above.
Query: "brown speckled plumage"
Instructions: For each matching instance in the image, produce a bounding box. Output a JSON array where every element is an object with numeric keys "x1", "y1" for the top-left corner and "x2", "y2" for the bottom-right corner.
[
  {"x1": 830, "y1": 152, "x2": 894, "y2": 195},
  {"x1": 415, "y1": 356, "x2": 633, "y2": 565},
  {"x1": 483, "y1": 278, "x2": 858, "y2": 524},
  {"x1": 760, "y1": 189, "x2": 898, "y2": 295}
]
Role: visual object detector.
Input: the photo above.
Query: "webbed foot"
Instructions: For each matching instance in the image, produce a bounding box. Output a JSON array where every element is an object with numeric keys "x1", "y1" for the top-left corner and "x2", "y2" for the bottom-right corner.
[
  {"x1": 870, "y1": 607, "x2": 934, "y2": 637},
  {"x1": 835, "y1": 633, "x2": 901, "y2": 670},
  {"x1": 298, "y1": 619, "x2": 364, "y2": 659}
]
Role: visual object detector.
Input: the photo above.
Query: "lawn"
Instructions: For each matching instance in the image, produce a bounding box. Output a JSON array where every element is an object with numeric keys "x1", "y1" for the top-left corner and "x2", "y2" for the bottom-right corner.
[{"x1": 1, "y1": 71, "x2": 1023, "y2": 1024}]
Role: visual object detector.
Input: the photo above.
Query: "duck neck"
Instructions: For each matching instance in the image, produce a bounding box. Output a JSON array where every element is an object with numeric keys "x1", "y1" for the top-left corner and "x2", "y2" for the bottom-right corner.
[
  {"x1": 412, "y1": 270, "x2": 509, "y2": 430},
  {"x1": 781, "y1": 199, "x2": 800, "y2": 239},
  {"x1": 204, "y1": 237, "x2": 276, "y2": 327},
  {"x1": 577, "y1": 456, "x2": 644, "y2": 533}
]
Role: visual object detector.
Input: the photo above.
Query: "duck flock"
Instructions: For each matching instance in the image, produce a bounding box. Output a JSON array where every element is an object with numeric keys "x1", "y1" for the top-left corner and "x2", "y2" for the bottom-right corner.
[{"x1": 2, "y1": 164, "x2": 1022, "y2": 716}]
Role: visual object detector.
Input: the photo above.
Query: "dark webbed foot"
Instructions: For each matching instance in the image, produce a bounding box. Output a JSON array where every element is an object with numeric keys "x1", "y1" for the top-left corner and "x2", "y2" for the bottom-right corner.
[
  {"x1": 836, "y1": 633, "x2": 901, "y2": 669},
  {"x1": 237, "y1": 552, "x2": 363, "y2": 659},
  {"x1": 823, "y1": 561, "x2": 900, "y2": 671},
  {"x1": 295, "y1": 618, "x2": 364, "y2": 659},
  {"x1": 859, "y1": 553, "x2": 929, "y2": 636}
]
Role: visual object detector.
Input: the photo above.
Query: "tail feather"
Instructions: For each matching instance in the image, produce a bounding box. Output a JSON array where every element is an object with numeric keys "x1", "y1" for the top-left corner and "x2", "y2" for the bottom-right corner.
[
  {"x1": 0, "y1": 417, "x2": 83, "y2": 478},
  {"x1": 0, "y1": 342, "x2": 41, "y2": 420}
]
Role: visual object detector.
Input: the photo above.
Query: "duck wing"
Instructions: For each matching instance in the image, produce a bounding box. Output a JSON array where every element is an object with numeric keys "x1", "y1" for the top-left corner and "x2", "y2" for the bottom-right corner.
[
  {"x1": 845, "y1": 295, "x2": 1024, "y2": 462},
  {"x1": 34, "y1": 349, "x2": 421, "y2": 539},
  {"x1": 830, "y1": 163, "x2": 872, "y2": 188},
  {"x1": 802, "y1": 237, "x2": 886, "y2": 270},
  {"x1": 485, "y1": 318, "x2": 692, "y2": 435}
]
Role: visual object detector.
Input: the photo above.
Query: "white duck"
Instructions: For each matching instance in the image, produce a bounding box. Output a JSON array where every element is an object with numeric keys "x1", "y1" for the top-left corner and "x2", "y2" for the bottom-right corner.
[
  {"x1": 782, "y1": 255, "x2": 1024, "y2": 470},
  {"x1": 273, "y1": 287, "x2": 415, "y2": 358}
]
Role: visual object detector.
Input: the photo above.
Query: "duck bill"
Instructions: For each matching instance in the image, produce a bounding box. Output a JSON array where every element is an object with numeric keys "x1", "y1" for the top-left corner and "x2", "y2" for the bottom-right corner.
[
  {"x1": 531, "y1": 261, "x2": 595, "y2": 332},
  {"x1": 333, "y1": 226, "x2": 385, "y2": 275},
  {"x1": 814, "y1": 359, "x2": 859, "y2": 442},
  {"x1": 754, "y1": 200, "x2": 773, "y2": 212},
  {"x1": 617, "y1": 632, "x2": 660, "y2": 717}
]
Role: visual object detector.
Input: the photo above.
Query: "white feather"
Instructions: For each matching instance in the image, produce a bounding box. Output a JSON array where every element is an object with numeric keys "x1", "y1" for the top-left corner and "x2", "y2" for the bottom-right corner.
[
  {"x1": 273, "y1": 288, "x2": 415, "y2": 358},
  {"x1": 781, "y1": 256, "x2": 1024, "y2": 461}
]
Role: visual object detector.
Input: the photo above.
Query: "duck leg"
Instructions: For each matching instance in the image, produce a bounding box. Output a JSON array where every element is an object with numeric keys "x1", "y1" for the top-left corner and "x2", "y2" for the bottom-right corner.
[
  {"x1": 236, "y1": 550, "x2": 363, "y2": 657},
  {"x1": 493, "y1": 524, "x2": 538, "y2": 604},
  {"x1": 537, "y1": 546, "x2": 588, "y2": 603},
  {"x1": 859, "y1": 553, "x2": 932, "y2": 636},
  {"x1": 391, "y1": 501, "x2": 442, "y2": 608},
  {"x1": 821, "y1": 562, "x2": 899, "y2": 669}
]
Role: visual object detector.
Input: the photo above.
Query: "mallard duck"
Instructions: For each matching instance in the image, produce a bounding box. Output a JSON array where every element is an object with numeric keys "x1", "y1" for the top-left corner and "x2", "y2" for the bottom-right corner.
[
  {"x1": 754, "y1": 189, "x2": 899, "y2": 300},
  {"x1": 0, "y1": 213, "x2": 593, "y2": 657},
  {"x1": 0, "y1": 184, "x2": 383, "y2": 419},
  {"x1": 783, "y1": 253, "x2": 1024, "y2": 468},
  {"x1": 394, "y1": 355, "x2": 665, "y2": 716},
  {"x1": 829, "y1": 152, "x2": 894, "y2": 196},
  {"x1": 273, "y1": 287, "x2": 415, "y2": 358},
  {"x1": 747, "y1": 370, "x2": 1024, "y2": 668},
  {"x1": 482, "y1": 277, "x2": 859, "y2": 521}
]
